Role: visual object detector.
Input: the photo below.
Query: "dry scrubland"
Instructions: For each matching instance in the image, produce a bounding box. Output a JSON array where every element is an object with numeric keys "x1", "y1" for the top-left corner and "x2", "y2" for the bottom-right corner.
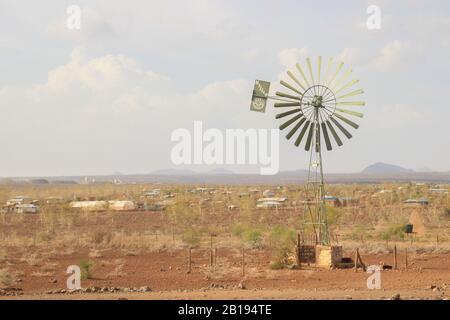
[{"x1": 0, "y1": 182, "x2": 449, "y2": 299}]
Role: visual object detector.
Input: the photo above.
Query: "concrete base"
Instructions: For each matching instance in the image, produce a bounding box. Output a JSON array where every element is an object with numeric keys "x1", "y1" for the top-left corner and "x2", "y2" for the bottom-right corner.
[{"x1": 315, "y1": 245, "x2": 343, "y2": 268}]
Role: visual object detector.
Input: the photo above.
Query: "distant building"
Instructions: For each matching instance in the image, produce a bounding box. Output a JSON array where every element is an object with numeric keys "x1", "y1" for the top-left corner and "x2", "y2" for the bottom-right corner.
[
  {"x1": 6, "y1": 196, "x2": 32, "y2": 206},
  {"x1": 262, "y1": 189, "x2": 275, "y2": 197},
  {"x1": 256, "y1": 197, "x2": 287, "y2": 209},
  {"x1": 108, "y1": 200, "x2": 136, "y2": 211},
  {"x1": 45, "y1": 197, "x2": 65, "y2": 205},
  {"x1": 70, "y1": 201, "x2": 108, "y2": 212},
  {"x1": 404, "y1": 199, "x2": 429, "y2": 206},
  {"x1": 14, "y1": 204, "x2": 39, "y2": 214}
]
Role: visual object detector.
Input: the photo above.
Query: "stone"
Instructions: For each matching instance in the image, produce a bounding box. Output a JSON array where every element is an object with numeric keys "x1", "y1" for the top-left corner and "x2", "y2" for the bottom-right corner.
[
  {"x1": 391, "y1": 294, "x2": 401, "y2": 300},
  {"x1": 139, "y1": 286, "x2": 151, "y2": 292}
]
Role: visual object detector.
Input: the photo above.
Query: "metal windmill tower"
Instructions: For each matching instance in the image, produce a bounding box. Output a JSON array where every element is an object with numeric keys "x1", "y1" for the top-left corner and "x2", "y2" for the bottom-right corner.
[{"x1": 250, "y1": 56, "x2": 365, "y2": 246}]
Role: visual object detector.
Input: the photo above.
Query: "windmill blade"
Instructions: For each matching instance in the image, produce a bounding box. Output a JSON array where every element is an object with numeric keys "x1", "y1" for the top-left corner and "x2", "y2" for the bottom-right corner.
[
  {"x1": 336, "y1": 89, "x2": 364, "y2": 100},
  {"x1": 296, "y1": 63, "x2": 310, "y2": 87},
  {"x1": 286, "y1": 117, "x2": 306, "y2": 140},
  {"x1": 295, "y1": 120, "x2": 311, "y2": 146},
  {"x1": 306, "y1": 58, "x2": 315, "y2": 85},
  {"x1": 331, "y1": 68, "x2": 352, "y2": 91},
  {"x1": 321, "y1": 122, "x2": 332, "y2": 151},
  {"x1": 280, "y1": 80, "x2": 302, "y2": 95},
  {"x1": 275, "y1": 108, "x2": 301, "y2": 119},
  {"x1": 274, "y1": 102, "x2": 301, "y2": 108},
  {"x1": 287, "y1": 71, "x2": 306, "y2": 91},
  {"x1": 324, "y1": 57, "x2": 333, "y2": 85},
  {"x1": 330, "y1": 117, "x2": 352, "y2": 139},
  {"x1": 305, "y1": 122, "x2": 315, "y2": 151},
  {"x1": 337, "y1": 101, "x2": 365, "y2": 106},
  {"x1": 326, "y1": 120, "x2": 343, "y2": 146},
  {"x1": 317, "y1": 56, "x2": 322, "y2": 85},
  {"x1": 336, "y1": 108, "x2": 364, "y2": 118},
  {"x1": 326, "y1": 61, "x2": 344, "y2": 87},
  {"x1": 275, "y1": 91, "x2": 301, "y2": 101},
  {"x1": 334, "y1": 113, "x2": 359, "y2": 129},
  {"x1": 334, "y1": 79, "x2": 360, "y2": 95},
  {"x1": 279, "y1": 114, "x2": 302, "y2": 130}
]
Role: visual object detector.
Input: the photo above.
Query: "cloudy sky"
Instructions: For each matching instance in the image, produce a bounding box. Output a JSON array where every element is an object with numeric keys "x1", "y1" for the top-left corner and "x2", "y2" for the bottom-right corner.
[{"x1": 0, "y1": 0, "x2": 449, "y2": 177}]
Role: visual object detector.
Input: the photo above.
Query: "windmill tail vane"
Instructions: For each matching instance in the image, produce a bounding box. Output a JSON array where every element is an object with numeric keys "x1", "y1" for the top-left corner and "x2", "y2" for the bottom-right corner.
[{"x1": 250, "y1": 56, "x2": 365, "y2": 245}]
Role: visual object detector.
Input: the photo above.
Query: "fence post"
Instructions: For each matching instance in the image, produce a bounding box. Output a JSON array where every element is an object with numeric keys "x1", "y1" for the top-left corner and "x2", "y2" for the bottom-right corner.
[
  {"x1": 354, "y1": 248, "x2": 358, "y2": 272},
  {"x1": 405, "y1": 248, "x2": 408, "y2": 270},
  {"x1": 394, "y1": 245, "x2": 398, "y2": 270},
  {"x1": 187, "y1": 247, "x2": 192, "y2": 274},
  {"x1": 241, "y1": 248, "x2": 245, "y2": 277},
  {"x1": 209, "y1": 236, "x2": 213, "y2": 267}
]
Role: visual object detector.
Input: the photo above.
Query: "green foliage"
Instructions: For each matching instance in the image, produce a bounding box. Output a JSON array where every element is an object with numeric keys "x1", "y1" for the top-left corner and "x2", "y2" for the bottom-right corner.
[
  {"x1": 79, "y1": 259, "x2": 94, "y2": 280},
  {"x1": 379, "y1": 224, "x2": 405, "y2": 241},
  {"x1": 268, "y1": 226, "x2": 296, "y2": 269},
  {"x1": 181, "y1": 228, "x2": 202, "y2": 247},
  {"x1": 0, "y1": 269, "x2": 13, "y2": 286},
  {"x1": 346, "y1": 224, "x2": 369, "y2": 240},
  {"x1": 242, "y1": 229, "x2": 262, "y2": 248},
  {"x1": 231, "y1": 223, "x2": 262, "y2": 248},
  {"x1": 326, "y1": 206, "x2": 343, "y2": 226},
  {"x1": 231, "y1": 223, "x2": 246, "y2": 237}
]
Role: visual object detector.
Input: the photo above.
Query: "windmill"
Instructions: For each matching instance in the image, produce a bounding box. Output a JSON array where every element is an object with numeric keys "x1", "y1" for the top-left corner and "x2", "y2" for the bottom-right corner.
[{"x1": 250, "y1": 57, "x2": 365, "y2": 246}]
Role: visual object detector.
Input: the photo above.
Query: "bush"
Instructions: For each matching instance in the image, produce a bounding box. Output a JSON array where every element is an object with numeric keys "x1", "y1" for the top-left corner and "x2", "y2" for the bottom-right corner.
[
  {"x1": 242, "y1": 229, "x2": 262, "y2": 248},
  {"x1": 268, "y1": 226, "x2": 296, "y2": 269},
  {"x1": 79, "y1": 259, "x2": 94, "y2": 280},
  {"x1": 181, "y1": 228, "x2": 202, "y2": 247},
  {"x1": 379, "y1": 224, "x2": 405, "y2": 241},
  {"x1": 231, "y1": 224, "x2": 262, "y2": 248},
  {"x1": 0, "y1": 269, "x2": 13, "y2": 286},
  {"x1": 326, "y1": 206, "x2": 342, "y2": 226}
]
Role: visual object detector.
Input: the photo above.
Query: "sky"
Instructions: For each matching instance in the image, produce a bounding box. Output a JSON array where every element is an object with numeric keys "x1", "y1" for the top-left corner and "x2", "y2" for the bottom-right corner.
[{"x1": 0, "y1": 0, "x2": 449, "y2": 177}]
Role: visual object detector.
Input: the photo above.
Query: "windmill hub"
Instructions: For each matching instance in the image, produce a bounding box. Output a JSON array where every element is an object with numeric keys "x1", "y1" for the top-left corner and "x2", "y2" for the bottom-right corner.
[{"x1": 312, "y1": 95, "x2": 323, "y2": 108}]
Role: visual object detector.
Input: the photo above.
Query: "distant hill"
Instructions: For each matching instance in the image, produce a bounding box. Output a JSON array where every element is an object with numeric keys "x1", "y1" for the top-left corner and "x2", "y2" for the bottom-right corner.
[
  {"x1": 208, "y1": 168, "x2": 234, "y2": 175},
  {"x1": 362, "y1": 162, "x2": 414, "y2": 174},
  {"x1": 151, "y1": 169, "x2": 196, "y2": 175}
]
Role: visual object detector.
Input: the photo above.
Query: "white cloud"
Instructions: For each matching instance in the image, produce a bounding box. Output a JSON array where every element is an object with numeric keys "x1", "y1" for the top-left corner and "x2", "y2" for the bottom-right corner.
[
  {"x1": 372, "y1": 40, "x2": 423, "y2": 69},
  {"x1": 278, "y1": 48, "x2": 309, "y2": 68},
  {"x1": 336, "y1": 47, "x2": 368, "y2": 66}
]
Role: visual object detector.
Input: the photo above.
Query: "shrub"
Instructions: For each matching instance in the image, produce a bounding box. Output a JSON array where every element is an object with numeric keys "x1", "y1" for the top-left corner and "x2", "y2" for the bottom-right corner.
[
  {"x1": 79, "y1": 259, "x2": 94, "y2": 280},
  {"x1": 379, "y1": 224, "x2": 405, "y2": 241},
  {"x1": 0, "y1": 269, "x2": 13, "y2": 286},
  {"x1": 242, "y1": 229, "x2": 262, "y2": 248},
  {"x1": 181, "y1": 228, "x2": 202, "y2": 247},
  {"x1": 326, "y1": 206, "x2": 343, "y2": 226},
  {"x1": 268, "y1": 226, "x2": 296, "y2": 269}
]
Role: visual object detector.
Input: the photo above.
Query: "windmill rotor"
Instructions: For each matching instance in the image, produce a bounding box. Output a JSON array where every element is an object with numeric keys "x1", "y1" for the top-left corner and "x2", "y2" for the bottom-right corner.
[{"x1": 274, "y1": 57, "x2": 365, "y2": 152}]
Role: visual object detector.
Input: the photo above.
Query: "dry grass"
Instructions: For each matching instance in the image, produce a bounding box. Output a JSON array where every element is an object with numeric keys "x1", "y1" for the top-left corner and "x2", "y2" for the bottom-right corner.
[
  {"x1": 0, "y1": 182, "x2": 448, "y2": 257},
  {"x1": 20, "y1": 253, "x2": 42, "y2": 267}
]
